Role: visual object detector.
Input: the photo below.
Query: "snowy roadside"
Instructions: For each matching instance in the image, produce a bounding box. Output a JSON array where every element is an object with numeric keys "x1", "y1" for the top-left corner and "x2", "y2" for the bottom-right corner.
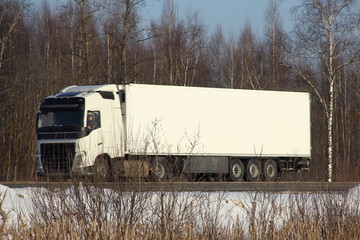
[
  {"x1": 1, "y1": 183, "x2": 359, "y2": 225},
  {"x1": 0, "y1": 183, "x2": 359, "y2": 239}
]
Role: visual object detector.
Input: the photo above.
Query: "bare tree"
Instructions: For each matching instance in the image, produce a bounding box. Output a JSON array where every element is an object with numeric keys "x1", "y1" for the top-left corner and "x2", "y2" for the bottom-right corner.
[
  {"x1": 238, "y1": 22, "x2": 264, "y2": 90},
  {"x1": 0, "y1": 0, "x2": 28, "y2": 71},
  {"x1": 148, "y1": 20, "x2": 160, "y2": 84},
  {"x1": 224, "y1": 36, "x2": 238, "y2": 89},
  {"x1": 0, "y1": 0, "x2": 33, "y2": 180},
  {"x1": 58, "y1": 0, "x2": 101, "y2": 84},
  {"x1": 149, "y1": 0, "x2": 204, "y2": 86},
  {"x1": 263, "y1": 0, "x2": 289, "y2": 90},
  {"x1": 180, "y1": 10, "x2": 204, "y2": 86},
  {"x1": 102, "y1": 0, "x2": 146, "y2": 84},
  {"x1": 207, "y1": 25, "x2": 226, "y2": 87},
  {"x1": 292, "y1": 0, "x2": 360, "y2": 182},
  {"x1": 159, "y1": 0, "x2": 179, "y2": 85}
]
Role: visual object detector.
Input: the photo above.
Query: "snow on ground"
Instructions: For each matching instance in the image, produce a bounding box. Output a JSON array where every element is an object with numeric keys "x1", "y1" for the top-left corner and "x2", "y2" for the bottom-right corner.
[
  {"x1": 0, "y1": 185, "x2": 34, "y2": 225},
  {"x1": 347, "y1": 183, "x2": 360, "y2": 201},
  {"x1": 0, "y1": 183, "x2": 359, "y2": 228}
]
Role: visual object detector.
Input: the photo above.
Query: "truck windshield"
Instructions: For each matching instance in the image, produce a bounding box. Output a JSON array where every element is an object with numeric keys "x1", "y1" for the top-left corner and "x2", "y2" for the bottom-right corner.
[{"x1": 37, "y1": 110, "x2": 84, "y2": 130}]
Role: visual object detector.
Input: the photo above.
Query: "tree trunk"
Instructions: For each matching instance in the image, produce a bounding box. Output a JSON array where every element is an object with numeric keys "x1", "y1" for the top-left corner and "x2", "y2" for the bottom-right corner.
[{"x1": 327, "y1": 80, "x2": 334, "y2": 182}]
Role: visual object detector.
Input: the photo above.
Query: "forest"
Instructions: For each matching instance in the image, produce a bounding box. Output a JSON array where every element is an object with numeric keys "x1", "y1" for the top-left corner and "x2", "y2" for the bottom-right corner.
[{"x1": 0, "y1": 0, "x2": 358, "y2": 181}]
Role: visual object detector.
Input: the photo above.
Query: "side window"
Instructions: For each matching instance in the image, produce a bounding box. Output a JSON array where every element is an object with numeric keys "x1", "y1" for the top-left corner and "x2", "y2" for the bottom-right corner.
[{"x1": 86, "y1": 111, "x2": 101, "y2": 130}]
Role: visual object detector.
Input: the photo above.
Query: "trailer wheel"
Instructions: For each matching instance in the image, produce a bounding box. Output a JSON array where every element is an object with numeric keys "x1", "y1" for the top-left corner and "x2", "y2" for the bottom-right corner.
[
  {"x1": 94, "y1": 155, "x2": 110, "y2": 182},
  {"x1": 263, "y1": 159, "x2": 278, "y2": 182},
  {"x1": 151, "y1": 158, "x2": 168, "y2": 181},
  {"x1": 230, "y1": 159, "x2": 244, "y2": 182},
  {"x1": 245, "y1": 159, "x2": 261, "y2": 182}
]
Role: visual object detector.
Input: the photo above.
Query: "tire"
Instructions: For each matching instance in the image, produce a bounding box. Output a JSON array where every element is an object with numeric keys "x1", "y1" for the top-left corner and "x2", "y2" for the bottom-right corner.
[
  {"x1": 263, "y1": 159, "x2": 278, "y2": 182},
  {"x1": 93, "y1": 156, "x2": 110, "y2": 182},
  {"x1": 230, "y1": 159, "x2": 244, "y2": 182},
  {"x1": 245, "y1": 159, "x2": 261, "y2": 182},
  {"x1": 150, "y1": 158, "x2": 168, "y2": 181}
]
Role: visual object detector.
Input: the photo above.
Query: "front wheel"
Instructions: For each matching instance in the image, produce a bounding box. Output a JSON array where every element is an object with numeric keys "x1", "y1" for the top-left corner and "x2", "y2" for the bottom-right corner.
[
  {"x1": 230, "y1": 159, "x2": 244, "y2": 182},
  {"x1": 93, "y1": 156, "x2": 110, "y2": 182}
]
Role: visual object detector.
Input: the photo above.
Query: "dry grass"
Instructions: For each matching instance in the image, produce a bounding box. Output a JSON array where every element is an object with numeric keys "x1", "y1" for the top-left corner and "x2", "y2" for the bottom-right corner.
[{"x1": 1, "y1": 182, "x2": 359, "y2": 239}]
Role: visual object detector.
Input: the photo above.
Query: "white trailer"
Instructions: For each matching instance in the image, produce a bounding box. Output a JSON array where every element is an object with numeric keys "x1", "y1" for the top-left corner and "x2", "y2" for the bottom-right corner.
[{"x1": 36, "y1": 84, "x2": 311, "y2": 181}]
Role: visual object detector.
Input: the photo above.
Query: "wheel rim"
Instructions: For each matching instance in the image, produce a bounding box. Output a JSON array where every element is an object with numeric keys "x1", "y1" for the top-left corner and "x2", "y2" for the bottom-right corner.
[
  {"x1": 264, "y1": 159, "x2": 278, "y2": 181},
  {"x1": 232, "y1": 163, "x2": 242, "y2": 178},
  {"x1": 249, "y1": 164, "x2": 259, "y2": 178},
  {"x1": 266, "y1": 165, "x2": 275, "y2": 178},
  {"x1": 154, "y1": 163, "x2": 166, "y2": 179}
]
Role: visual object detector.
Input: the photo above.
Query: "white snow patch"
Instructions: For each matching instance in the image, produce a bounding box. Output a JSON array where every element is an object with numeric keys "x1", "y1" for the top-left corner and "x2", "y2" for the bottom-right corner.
[
  {"x1": 0, "y1": 185, "x2": 34, "y2": 225},
  {"x1": 0, "y1": 183, "x2": 359, "y2": 229}
]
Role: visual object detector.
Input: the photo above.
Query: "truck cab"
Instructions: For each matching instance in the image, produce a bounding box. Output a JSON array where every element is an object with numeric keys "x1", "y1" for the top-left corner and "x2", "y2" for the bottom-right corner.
[{"x1": 36, "y1": 85, "x2": 124, "y2": 178}]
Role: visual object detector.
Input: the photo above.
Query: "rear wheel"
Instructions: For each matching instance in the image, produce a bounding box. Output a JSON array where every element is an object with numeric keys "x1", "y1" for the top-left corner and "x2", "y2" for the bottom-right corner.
[
  {"x1": 263, "y1": 159, "x2": 278, "y2": 182},
  {"x1": 230, "y1": 159, "x2": 244, "y2": 182},
  {"x1": 245, "y1": 159, "x2": 261, "y2": 182}
]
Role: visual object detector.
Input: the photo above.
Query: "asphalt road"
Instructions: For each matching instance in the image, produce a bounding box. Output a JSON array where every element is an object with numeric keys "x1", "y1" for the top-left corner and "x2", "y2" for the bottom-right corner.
[{"x1": 1, "y1": 181, "x2": 358, "y2": 192}]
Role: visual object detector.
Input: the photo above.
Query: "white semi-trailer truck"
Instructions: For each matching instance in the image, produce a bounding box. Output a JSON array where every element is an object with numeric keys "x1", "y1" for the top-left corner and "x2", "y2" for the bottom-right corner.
[{"x1": 36, "y1": 84, "x2": 311, "y2": 181}]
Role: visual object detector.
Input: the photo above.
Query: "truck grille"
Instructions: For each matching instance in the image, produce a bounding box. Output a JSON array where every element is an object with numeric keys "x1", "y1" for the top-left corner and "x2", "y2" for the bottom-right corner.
[{"x1": 41, "y1": 143, "x2": 75, "y2": 174}]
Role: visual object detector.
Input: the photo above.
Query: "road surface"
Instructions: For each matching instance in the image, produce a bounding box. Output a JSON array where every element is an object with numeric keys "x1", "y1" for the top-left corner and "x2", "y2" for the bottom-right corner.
[{"x1": 1, "y1": 181, "x2": 358, "y2": 192}]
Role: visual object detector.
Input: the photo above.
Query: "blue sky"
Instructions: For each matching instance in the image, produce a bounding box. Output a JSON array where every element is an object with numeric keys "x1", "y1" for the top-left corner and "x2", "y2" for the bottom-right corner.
[
  {"x1": 32, "y1": 0, "x2": 298, "y2": 37},
  {"x1": 141, "y1": 0, "x2": 299, "y2": 37}
]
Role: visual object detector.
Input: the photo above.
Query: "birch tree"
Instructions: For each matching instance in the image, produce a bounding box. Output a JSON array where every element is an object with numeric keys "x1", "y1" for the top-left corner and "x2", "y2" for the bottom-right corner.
[
  {"x1": 292, "y1": 0, "x2": 360, "y2": 182},
  {"x1": 264, "y1": 0, "x2": 288, "y2": 90},
  {"x1": 0, "y1": 0, "x2": 28, "y2": 71},
  {"x1": 224, "y1": 36, "x2": 239, "y2": 89},
  {"x1": 159, "y1": 0, "x2": 179, "y2": 85},
  {"x1": 207, "y1": 25, "x2": 226, "y2": 87},
  {"x1": 238, "y1": 22, "x2": 264, "y2": 89},
  {"x1": 180, "y1": 10, "x2": 204, "y2": 86},
  {"x1": 0, "y1": 0, "x2": 31, "y2": 180},
  {"x1": 59, "y1": 0, "x2": 101, "y2": 84}
]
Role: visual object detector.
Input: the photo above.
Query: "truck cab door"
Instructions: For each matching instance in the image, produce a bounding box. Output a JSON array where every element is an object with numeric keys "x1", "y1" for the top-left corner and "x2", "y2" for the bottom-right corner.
[{"x1": 86, "y1": 110, "x2": 104, "y2": 161}]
